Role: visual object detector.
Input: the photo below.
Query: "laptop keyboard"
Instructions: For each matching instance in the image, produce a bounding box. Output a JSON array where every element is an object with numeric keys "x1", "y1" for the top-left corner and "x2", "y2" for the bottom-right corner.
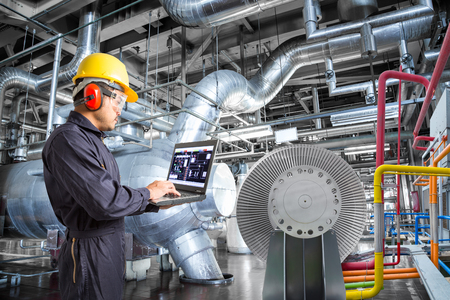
[{"x1": 164, "y1": 191, "x2": 198, "y2": 198}]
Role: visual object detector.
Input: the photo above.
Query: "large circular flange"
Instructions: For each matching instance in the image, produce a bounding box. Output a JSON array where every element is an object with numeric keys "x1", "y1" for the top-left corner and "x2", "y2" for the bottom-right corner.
[{"x1": 268, "y1": 166, "x2": 342, "y2": 239}]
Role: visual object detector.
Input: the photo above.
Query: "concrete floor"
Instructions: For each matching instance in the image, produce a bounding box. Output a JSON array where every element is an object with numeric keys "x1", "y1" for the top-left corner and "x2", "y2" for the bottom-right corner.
[{"x1": 0, "y1": 238, "x2": 431, "y2": 300}]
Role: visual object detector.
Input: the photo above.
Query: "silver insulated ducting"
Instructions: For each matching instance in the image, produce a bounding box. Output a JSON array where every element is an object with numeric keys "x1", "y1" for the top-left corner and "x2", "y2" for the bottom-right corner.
[
  {"x1": 0, "y1": 0, "x2": 103, "y2": 121},
  {"x1": 337, "y1": 0, "x2": 379, "y2": 22}
]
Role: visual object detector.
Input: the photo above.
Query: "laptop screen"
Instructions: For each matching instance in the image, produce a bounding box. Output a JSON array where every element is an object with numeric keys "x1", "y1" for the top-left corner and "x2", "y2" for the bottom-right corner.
[{"x1": 167, "y1": 140, "x2": 218, "y2": 192}]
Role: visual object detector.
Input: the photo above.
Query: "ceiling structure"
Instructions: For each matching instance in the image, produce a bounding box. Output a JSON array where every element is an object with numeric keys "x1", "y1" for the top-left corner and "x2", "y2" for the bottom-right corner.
[{"x1": 0, "y1": 0, "x2": 449, "y2": 185}]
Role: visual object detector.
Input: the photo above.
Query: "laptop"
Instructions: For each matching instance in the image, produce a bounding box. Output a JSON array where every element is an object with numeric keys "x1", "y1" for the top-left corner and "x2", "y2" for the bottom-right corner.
[{"x1": 152, "y1": 140, "x2": 219, "y2": 206}]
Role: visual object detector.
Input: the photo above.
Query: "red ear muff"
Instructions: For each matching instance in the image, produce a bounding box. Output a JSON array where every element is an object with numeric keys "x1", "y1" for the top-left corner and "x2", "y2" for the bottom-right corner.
[{"x1": 84, "y1": 83, "x2": 103, "y2": 111}]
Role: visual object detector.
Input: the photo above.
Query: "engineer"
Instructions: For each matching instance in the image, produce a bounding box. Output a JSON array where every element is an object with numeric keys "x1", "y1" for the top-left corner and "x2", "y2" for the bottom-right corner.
[{"x1": 42, "y1": 52, "x2": 180, "y2": 300}]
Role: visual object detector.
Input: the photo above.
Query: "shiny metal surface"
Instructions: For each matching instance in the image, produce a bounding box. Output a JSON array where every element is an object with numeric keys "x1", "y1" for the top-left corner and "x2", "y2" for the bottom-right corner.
[
  {"x1": 191, "y1": 163, "x2": 236, "y2": 220},
  {"x1": 337, "y1": 0, "x2": 378, "y2": 22},
  {"x1": 236, "y1": 145, "x2": 366, "y2": 262},
  {"x1": 167, "y1": 228, "x2": 223, "y2": 280},
  {"x1": 159, "y1": 0, "x2": 296, "y2": 28},
  {"x1": 360, "y1": 23, "x2": 377, "y2": 60},
  {"x1": 167, "y1": 16, "x2": 433, "y2": 144},
  {"x1": 312, "y1": 86, "x2": 321, "y2": 129},
  {"x1": 34, "y1": 1, "x2": 102, "y2": 94},
  {"x1": 262, "y1": 230, "x2": 345, "y2": 300},
  {"x1": 304, "y1": 0, "x2": 433, "y2": 42},
  {"x1": 0, "y1": 1, "x2": 101, "y2": 127},
  {"x1": 46, "y1": 34, "x2": 62, "y2": 139},
  {"x1": 227, "y1": 171, "x2": 252, "y2": 254},
  {"x1": 0, "y1": 159, "x2": 65, "y2": 238},
  {"x1": 267, "y1": 166, "x2": 342, "y2": 239}
]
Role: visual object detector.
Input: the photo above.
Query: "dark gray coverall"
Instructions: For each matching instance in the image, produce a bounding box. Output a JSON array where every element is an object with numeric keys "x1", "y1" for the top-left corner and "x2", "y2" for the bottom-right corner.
[{"x1": 42, "y1": 111, "x2": 158, "y2": 300}]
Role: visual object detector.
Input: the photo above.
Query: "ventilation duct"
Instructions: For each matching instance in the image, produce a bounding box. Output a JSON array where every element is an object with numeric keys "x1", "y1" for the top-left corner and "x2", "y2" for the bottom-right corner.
[
  {"x1": 337, "y1": 0, "x2": 379, "y2": 22},
  {"x1": 0, "y1": 1, "x2": 102, "y2": 122},
  {"x1": 168, "y1": 14, "x2": 433, "y2": 144},
  {"x1": 159, "y1": 0, "x2": 297, "y2": 28}
]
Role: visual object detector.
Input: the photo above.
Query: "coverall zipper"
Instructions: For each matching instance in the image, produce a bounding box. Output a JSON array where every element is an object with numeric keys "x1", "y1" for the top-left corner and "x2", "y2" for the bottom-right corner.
[{"x1": 71, "y1": 238, "x2": 76, "y2": 283}]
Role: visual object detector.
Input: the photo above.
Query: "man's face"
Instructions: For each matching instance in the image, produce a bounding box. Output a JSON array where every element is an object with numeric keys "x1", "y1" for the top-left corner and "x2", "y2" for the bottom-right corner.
[{"x1": 94, "y1": 88, "x2": 126, "y2": 132}]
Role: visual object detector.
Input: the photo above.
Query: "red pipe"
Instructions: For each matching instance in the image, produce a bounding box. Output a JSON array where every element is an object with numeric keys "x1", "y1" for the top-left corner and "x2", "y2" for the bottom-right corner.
[
  {"x1": 385, "y1": 66, "x2": 402, "y2": 267},
  {"x1": 342, "y1": 70, "x2": 430, "y2": 271},
  {"x1": 376, "y1": 70, "x2": 429, "y2": 168},
  {"x1": 341, "y1": 27, "x2": 450, "y2": 272},
  {"x1": 413, "y1": 31, "x2": 450, "y2": 149},
  {"x1": 413, "y1": 136, "x2": 436, "y2": 151}
]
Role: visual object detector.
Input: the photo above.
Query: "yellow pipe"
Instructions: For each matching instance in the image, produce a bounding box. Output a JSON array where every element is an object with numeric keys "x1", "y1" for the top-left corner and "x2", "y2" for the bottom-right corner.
[{"x1": 346, "y1": 164, "x2": 450, "y2": 300}]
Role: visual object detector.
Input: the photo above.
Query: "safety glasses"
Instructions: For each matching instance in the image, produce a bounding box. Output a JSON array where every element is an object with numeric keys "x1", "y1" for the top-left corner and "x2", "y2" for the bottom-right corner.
[{"x1": 101, "y1": 88, "x2": 127, "y2": 112}]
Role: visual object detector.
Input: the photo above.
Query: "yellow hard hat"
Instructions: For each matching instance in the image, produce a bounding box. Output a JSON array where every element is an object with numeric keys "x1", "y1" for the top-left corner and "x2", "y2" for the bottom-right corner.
[{"x1": 72, "y1": 53, "x2": 138, "y2": 103}]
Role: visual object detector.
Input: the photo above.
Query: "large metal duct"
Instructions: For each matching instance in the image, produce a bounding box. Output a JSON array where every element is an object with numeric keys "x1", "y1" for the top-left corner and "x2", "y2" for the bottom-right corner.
[
  {"x1": 159, "y1": 0, "x2": 297, "y2": 28},
  {"x1": 337, "y1": 0, "x2": 378, "y2": 22},
  {"x1": 168, "y1": 14, "x2": 433, "y2": 143},
  {"x1": 0, "y1": 1, "x2": 101, "y2": 123},
  {"x1": 0, "y1": 138, "x2": 236, "y2": 278},
  {"x1": 303, "y1": 0, "x2": 433, "y2": 42},
  {"x1": 227, "y1": 162, "x2": 252, "y2": 254}
]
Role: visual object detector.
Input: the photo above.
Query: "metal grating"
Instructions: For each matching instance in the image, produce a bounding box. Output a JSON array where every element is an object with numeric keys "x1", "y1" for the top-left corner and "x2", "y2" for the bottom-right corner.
[{"x1": 236, "y1": 144, "x2": 366, "y2": 262}]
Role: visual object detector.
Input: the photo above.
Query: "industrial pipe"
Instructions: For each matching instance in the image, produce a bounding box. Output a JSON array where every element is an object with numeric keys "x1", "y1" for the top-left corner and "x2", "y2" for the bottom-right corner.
[
  {"x1": 430, "y1": 144, "x2": 450, "y2": 267},
  {"x1": 344, "y1": 272, "x2": 420, "y2": 283},
  {"x1": 385, "y1": 66, "x2": 403, "y2": 267},
  {"x1": 412, "y1": 31, "x2": 450, "y2": 150},
  {"x1": 343, "y1": 268, "x2": 417, "y2": 277},
  {"x1": 159, "y1": 0, "x2": 297, "y2": 28},
  {"x1": 303, "y1": 0, "x2": 433, "y2": 43},
  {"x1": 345, "y1": 164, "x2": 450, "y2": 299}
]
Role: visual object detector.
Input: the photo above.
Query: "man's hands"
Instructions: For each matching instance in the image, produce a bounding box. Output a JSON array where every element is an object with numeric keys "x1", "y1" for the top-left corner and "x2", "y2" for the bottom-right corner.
[{"x1": 146, "y1": 180, "x2": 181, "y2": 207}]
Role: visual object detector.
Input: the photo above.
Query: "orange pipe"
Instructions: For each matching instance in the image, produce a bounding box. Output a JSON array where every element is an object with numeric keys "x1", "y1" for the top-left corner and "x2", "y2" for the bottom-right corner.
[
  {"x1": 413, "y1": 175, "x2": 429, "y2": 186},
  {"x1": 343, "y1": 268, "x2": 417, "y2": 277},
  {"x1": 429, "y1": 143, "x2": 450, "y2": 267},
  {"x1": 344, "y1": 273, "x2": 420, "y2": 283},
  {"x1": 432, "y1": 143, "x2": 450, "y2": 167}
]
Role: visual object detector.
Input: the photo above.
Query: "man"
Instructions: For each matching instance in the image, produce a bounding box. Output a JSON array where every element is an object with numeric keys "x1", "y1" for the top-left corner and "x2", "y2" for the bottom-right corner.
[{"x1": 42, "y1": 52, "x2": 180, "y2": 300}]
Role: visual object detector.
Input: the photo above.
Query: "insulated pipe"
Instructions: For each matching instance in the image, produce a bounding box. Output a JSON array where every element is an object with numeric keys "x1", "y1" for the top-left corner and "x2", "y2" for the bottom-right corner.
[
  {"x1": 259, "y1": 120, "x2": 397, "y2": 143},
  {"x1": 311, "y1": 131, "x2": 413, "y2": 149},
  {"x1": 303, "y1": 0, "x2": 434, "y2": 43},
  {"x1": 46, "y1": 35, "x2": 62, "y2": 139},
  {"x1": 0, "y1": 1, "x2": 101, "y2": 129},
  {"x1": 35, "y1": 1, "x2": 102, "y2": 94},
  {"x1": 168, "y1": 17, "x2": 434, "y2": 143},
  {"x1": 159, "y1": 0, "x2": 297, "y2": 28},
  {"x1": 312, "y1": 86, "x2": 321, "y2": 129}
]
